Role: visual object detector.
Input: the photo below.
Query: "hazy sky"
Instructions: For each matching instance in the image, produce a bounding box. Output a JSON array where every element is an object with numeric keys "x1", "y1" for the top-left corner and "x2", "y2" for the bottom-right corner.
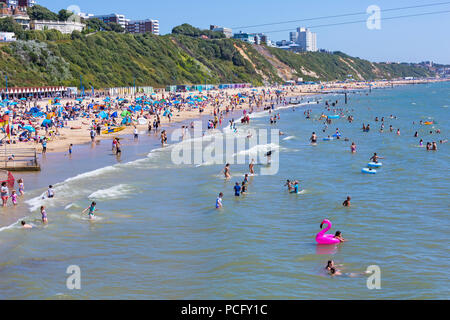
[{"x1": 39, "y1": 0, "x2": 450, "y2": 64}]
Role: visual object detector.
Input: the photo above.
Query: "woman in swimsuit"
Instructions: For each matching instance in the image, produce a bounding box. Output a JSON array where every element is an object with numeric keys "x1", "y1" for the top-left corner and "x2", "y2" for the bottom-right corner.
[{"x1": 41, "y1": 206, "x2": 48, "y2": 224}]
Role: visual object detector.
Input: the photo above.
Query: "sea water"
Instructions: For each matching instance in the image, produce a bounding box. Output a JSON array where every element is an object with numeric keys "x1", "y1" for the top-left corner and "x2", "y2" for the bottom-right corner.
[{"x1": 0, "y1": 82, "x2": 448, "y2": 299}]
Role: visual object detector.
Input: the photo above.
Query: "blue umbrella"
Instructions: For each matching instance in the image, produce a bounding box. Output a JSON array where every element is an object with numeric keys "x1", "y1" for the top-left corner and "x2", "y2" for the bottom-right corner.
[{"x1": 23, "y1": 125, "x2": 36, "y2": 132}]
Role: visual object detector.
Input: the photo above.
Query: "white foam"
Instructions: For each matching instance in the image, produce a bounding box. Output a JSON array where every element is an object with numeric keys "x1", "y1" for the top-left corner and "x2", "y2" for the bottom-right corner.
[
  {"x1": 64, "y1": 165, "x2": 119, "y2": 183},
  {"x1": 282, "y1": 136, "x2": 295, "y2": 141},
  {"x1": 233, "y1": 143, "x2": 280, "y2": 157},
  {"x1": 88, "y1": 184, "x2": 134, "y2": 200}
]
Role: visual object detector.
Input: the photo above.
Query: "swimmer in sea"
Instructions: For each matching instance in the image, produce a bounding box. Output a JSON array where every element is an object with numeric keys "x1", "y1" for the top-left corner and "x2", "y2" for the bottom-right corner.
[
  {"x1": 334, "y1": 231, "x2": 346, "y2": 242},
  {"x1": 310, "y1": 132, "x2": 317, "y2": 144},
  {"x1": 342, "y1": 196, "x2": 351, "y2": 207},
  {"x1": 223, "y1": 163, "x2": 231, "y2": 179},
  {"x1": 329, "y1": 267, "x2": 342, "y2": 276},
  {"x1": 82, "y1": 202, "x2": 97, "y2": 219},
  {"x1": 325, "y1": 260, "x2": 335, "y2": 271},
  {"x1": 243, "y1": 174, "x2": 249, "y2": 184},
  {"x1": 291, "y1": 181, "x2": 300, "y2": 193},
  {"x1": 370, "y1": 153, "x2": 384, "y2": 163},
  {"x1": 419, "y1": 139, "x2": 423, "y2": 146},
  {"x1": 285, "y1": 179, "x2": 292, "y2": 192},
  {"x1": 21, "y1": 221, "x2": 32, "y2": 229},
  {"x1": 216, "y1": 193, "x2": 223, "y2": 209},
  {"x1": 351, "y1": 142, "x2": 356, "y2": 153},
  {"x1": 249, "y1": 159, "x2": 255, "y2": 175}
]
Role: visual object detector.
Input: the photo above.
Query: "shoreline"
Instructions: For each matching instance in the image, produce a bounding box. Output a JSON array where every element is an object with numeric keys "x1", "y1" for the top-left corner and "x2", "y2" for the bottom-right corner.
[{"x1": 5, "y1": 78, "x2": 448, "y2": 156}]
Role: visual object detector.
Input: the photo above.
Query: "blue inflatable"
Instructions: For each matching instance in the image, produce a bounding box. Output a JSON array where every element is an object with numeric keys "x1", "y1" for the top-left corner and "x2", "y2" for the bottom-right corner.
[
  {"x1": 327, "y1": 115, "x2": 340, "y2": 119},
  {"x1": 323, "y1": 137, "x2": 333, "y2": 141},
  {"x1": 362, "y1": 168, "x2": 377, "y2": 174},
  {"x1": 368, "y1": 162, "x2": 382, "y2": 168}
]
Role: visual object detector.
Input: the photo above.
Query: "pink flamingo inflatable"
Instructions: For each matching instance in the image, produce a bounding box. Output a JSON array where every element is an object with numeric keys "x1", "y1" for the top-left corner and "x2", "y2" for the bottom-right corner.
[{"x1": 315, "y1": 219, "x2": 340, "y2": 245}]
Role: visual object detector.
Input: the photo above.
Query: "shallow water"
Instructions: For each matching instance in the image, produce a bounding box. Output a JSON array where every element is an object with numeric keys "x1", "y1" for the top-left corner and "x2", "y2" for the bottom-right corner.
[{"x1": 0, "y1": 82, "x2": 449, "y2": 299}]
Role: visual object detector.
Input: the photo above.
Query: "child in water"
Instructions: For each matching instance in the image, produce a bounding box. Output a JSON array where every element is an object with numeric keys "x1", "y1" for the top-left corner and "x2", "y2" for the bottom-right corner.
[
  {"x1": 11, "y1": 190, "x2": 17, "y2": 206},
  {"x1": 41, "y1": 206, "x2": 48, "y2": 224},
  {"x1": 83, "y1": 202, "x2": 97, "y2": 219},
  {"x1": 334, "y1": 231, "x2": 346, "y2": 242},
  {"x1": 18, "y1": 178, "x2": 24, "y2": 196}
]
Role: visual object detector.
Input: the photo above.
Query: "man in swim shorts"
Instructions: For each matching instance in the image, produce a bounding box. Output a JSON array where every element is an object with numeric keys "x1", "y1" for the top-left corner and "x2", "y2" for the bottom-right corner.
[{"x1": 310, "y1": 132, "x2": 317, "y2": 144}]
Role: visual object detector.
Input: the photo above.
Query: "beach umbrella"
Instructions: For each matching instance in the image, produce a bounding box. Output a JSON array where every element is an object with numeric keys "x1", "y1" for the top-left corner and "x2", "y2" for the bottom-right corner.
[
  {"x1": 23, "y1": 125, "x2": 35, "y2": 132},
  {"x1": 9, "y1": 102, "x2": 18, "y2": 105},
  {"x1": 98, "y1": 111, "x2": 108, "y2": 119},
  {"x1": 54, "y1": 102, "x2": 61, "y2": 106},
  {"x1": 111, "y1": 111, "x2": 118, "y2": 118},
  {"x1": 20, "y1": 97, "x2": 27, "y2": 101}
]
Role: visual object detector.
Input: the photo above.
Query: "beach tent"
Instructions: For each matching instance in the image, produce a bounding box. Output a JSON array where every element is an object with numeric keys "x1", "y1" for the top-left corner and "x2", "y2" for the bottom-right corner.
[
  {"x1": 98, "y1": 111, "x2": 108, "y2": 119},
  {"x1": 30, "y1": 107, "x2": 40, "y2": 113},
  {"x1": 23, "y1": 125, "x2": 35, "y2": 132},
  {"x1": 41, "y1": 119, "x2": 52, "y2": 126},
  {"x1": 121, "y1": 110, "x2": 131, "y2": 117}
]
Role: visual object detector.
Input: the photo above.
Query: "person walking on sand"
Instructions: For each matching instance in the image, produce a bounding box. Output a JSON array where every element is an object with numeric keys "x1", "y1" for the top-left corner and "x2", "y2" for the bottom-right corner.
[{"x1": 1, "y1": 182, "x2": 9, "y2": 207}]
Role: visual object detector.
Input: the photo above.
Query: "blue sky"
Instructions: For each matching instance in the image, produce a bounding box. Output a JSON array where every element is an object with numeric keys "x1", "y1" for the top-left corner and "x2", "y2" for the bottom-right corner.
[{"x1": 39, "y1": 0, "x2": 450, "y2": 64}]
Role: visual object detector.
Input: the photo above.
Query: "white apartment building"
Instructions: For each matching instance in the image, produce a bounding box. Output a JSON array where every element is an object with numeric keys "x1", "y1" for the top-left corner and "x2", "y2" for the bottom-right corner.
[
  {"x1": 92, "y1": 13, "x2": 129, "y2": 29},
  {"x1": 293, "y1": 27, "x2": 317, "y2": 52},
  {"x1": 126, "y1": 19, "x2": 159, "y2": 35}
]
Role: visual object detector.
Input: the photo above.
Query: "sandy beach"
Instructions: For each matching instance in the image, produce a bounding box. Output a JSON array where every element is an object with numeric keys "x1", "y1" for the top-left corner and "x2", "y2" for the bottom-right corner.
[{"x1": 2, "y1": 78, "x2": 447, "y2": 155}]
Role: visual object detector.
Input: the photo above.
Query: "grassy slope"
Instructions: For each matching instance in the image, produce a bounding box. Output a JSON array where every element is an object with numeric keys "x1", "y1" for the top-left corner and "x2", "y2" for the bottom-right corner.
[{"x1": 0, "y1": 32, "x2": 435, "y2": 88}]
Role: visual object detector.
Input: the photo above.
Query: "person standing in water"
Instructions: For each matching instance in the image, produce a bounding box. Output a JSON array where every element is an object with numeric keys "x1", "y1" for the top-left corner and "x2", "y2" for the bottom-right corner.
[
  {"x1": 18, "y1": 178, "x2": 24, "y2": 196},
  {"x1": 249, "y1": 159, "x2": 255, "y2": 175},
  {"x1": 82, "y1": 202, "x2": 97, "y2": 220},
  {"x1": 234, "y1": 182, "x2": 241, "y2": 197},
  {"x1": 1, "y1": 182, "x2": 9, "y2": 207},
  {"x1": 41, "y1": 206, "x2": 48, "y2": 224},
  {"x1": 216, "y1": 193, "x2": 223, "y2": 209},
  {"x1": 47, "y1": 185, "x2": 54, "y2": 198},
  {"x1": 223, "y1": 163, "x2": 231, "y2": 179},
  {"x1": 350, "y1": 142, "x2": 356, "y2": 153}
]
